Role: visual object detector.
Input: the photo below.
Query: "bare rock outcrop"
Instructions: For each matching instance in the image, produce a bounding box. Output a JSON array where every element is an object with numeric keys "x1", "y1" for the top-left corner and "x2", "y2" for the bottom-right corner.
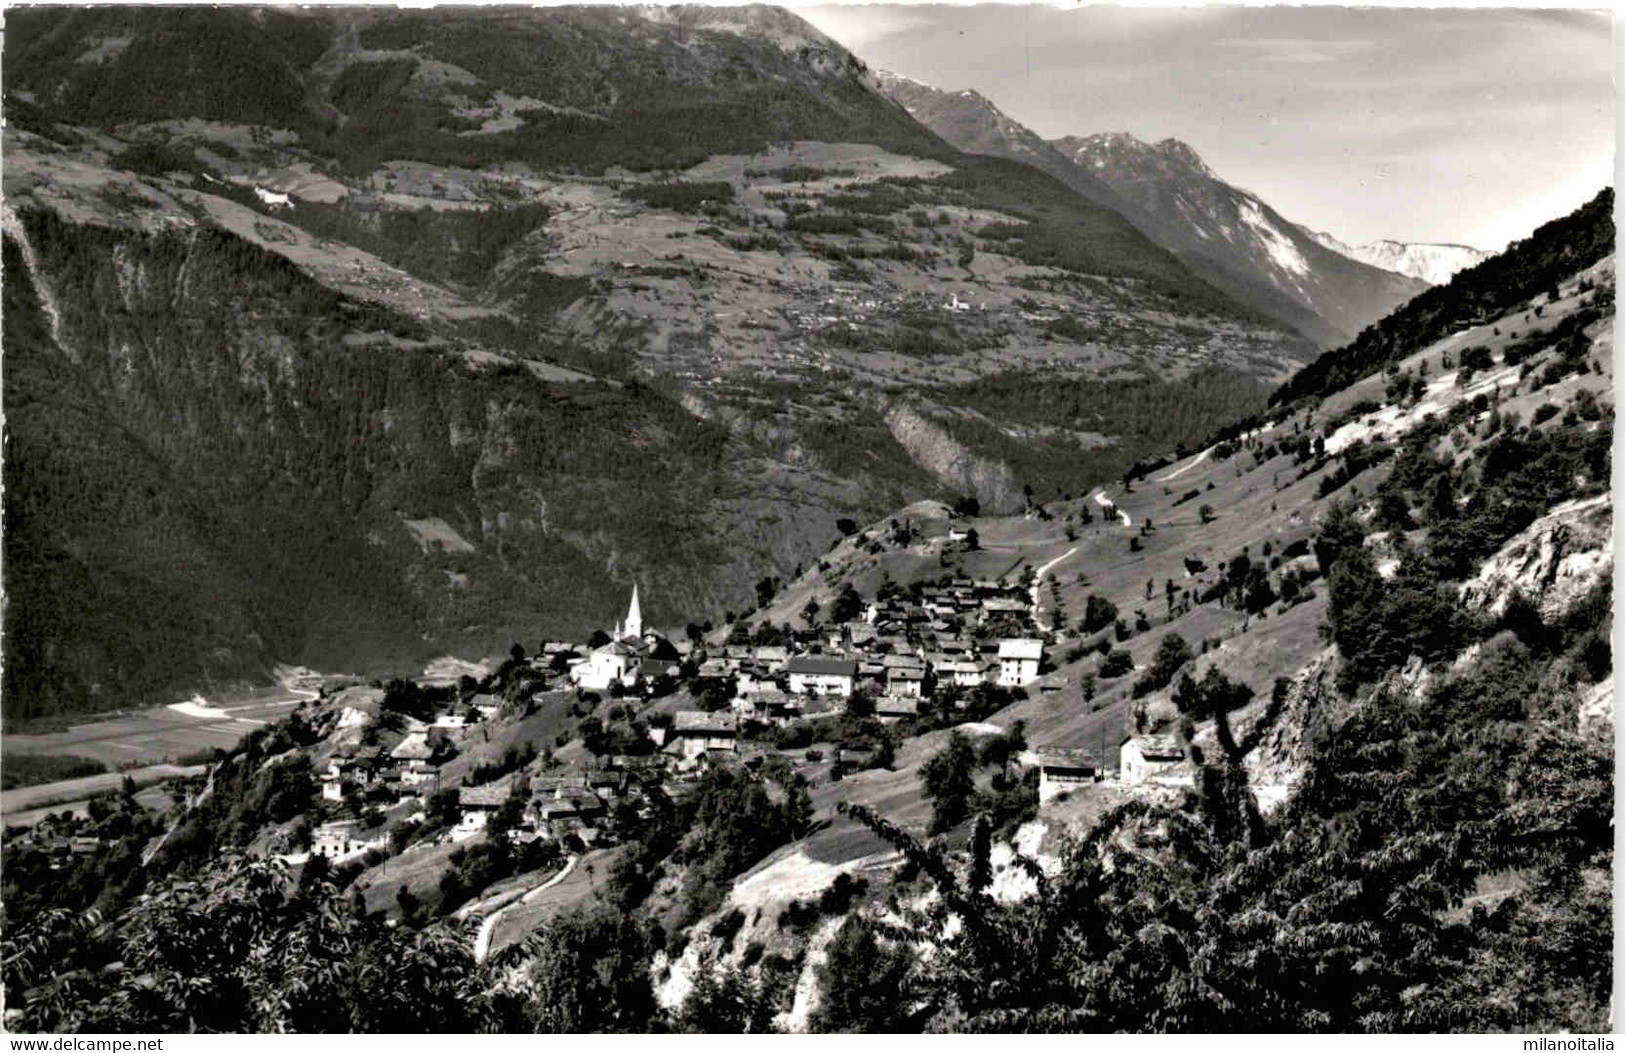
[
  {"x1": 1457, "y1": 492, "x2": 1612, "y2": 622},
  {"x1": 881, "y1": 401, "x2": 1023, "y2": 514},
  {"x1": 1579, "y1": 675, "x2": 1614, "y2": 739},
  {"x1": 1243, "y1": 647, "x2": 1341, "y2": 816}
]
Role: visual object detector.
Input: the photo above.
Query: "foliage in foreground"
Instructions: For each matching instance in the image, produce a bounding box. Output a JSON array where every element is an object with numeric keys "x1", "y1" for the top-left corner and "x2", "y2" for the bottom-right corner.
[{"x1": 829, "y1": 623, "x2": 1611, "y2": 1032}]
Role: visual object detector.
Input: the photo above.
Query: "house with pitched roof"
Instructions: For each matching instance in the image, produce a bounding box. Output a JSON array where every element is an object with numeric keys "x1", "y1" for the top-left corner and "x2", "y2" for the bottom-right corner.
[
  {"x1": 1030, "y1": 748, "x2": 1100, "y2": 802},
  {"x1": 997, "y1": 639, "x2": 1044, "y2": 687},
  {"x1": 887, "y1": 665, "x2": 927, "y2": 699},
  {"x1": 456, "y1": 783, "x2": 509, "y2": 837},
  {"x1": 786, "y1": 655, "x2": 857, "y2": 697},
  {"x1": 667, "y1": 711, "x2": 739, "y2": 761},
  {"x1": 311, "y1": 820, "x2": 372, "y2": 859}
]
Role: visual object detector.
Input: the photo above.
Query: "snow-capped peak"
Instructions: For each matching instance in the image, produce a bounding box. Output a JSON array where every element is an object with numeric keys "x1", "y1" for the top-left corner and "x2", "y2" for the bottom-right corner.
[
  {"x1": 1302, "y1": 230, "x2": 1491, "y2": 285},
  {"x1": 1152, "y1": 138, "x2": 1214, "y2": 179}
]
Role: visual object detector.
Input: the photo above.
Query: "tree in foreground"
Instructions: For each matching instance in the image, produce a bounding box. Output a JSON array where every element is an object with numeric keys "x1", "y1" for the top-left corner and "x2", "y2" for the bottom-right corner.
[
  {"x1": 810, "y1": 914, "x2": 917, "y2": 1033},
  {"x1": 832, "y1": 625, "x2": 1613, "y2": 1034},
  {"x1": 919, "y1": 731, "x2": 977, "y2": 834}
]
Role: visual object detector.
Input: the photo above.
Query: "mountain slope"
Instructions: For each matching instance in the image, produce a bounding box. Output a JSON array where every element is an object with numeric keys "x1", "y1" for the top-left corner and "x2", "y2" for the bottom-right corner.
[
  {"x1": 5, "y1": 4, "x2": 958, "y2": 175},
  {"x1": 4, "y1": 141, "x2": 1613, "y2": 1036},
  {"x1": 869, "y1": 71, "x2": 1133, "y2": 216},
  {"x1": 2, "y1": 5, "x2": 1315, "y2": 722},
  {"x1": 1302, "y1": 228, "x2": 1493, "y2": 285},
  {"x1": 1054, "y1": 132, "x2": 1430, "y2": 345},
  {"x1": 1273, "y1": 186, "x2": 1615, "y2": 406},
  {"x1": 870, "y1": 71, "x2": 1426, "y2": 346}
]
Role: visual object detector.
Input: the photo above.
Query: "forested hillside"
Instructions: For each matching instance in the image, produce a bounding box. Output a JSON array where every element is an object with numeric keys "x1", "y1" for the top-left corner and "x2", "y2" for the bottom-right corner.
[
  {"x1": 1272, "y1": 188, "x2": 1614, "y2": 406},
  {"x1": 1, "y1": 205, "x2": 935, "y2": 721}
]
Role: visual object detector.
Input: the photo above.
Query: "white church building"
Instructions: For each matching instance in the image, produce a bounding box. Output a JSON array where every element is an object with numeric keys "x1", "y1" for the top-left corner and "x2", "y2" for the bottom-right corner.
[{"x1": 574, "y1": 585, "x2": 647, "y2": 691}]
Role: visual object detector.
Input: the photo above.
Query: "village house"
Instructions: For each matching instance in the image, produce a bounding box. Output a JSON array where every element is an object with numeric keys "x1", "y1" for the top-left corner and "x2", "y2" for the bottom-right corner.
[
  {"x1": 735, "y1": 691, "x2": 803, "y2": 725},
  {"x1": 470, "y1": 694, "x2": 502, "y2": 720},
  {"x1": 455, "y1": 783, "x2": 509, "y2": 838},
  {"x1": 639, "y1": 656, "x2": 679, "y2": 688},
  {"x1": 374, "y1": 763, "x2": 404, "y2": 797},
  {"x1": 874, "y1": 694, "x2": 921, "y2": 721},
  {"x1": 1120, "y1": 734, "x2": 1193, "y2": 786},
  {"x1": 735, "y1": 664, "x2": 778, "y2": 696},
  {"x1": 588, "y1": 771, "x2": 625, "y2": 801},
  {"x1": 312, "y1": 820, "x2": 362, "y2": 859},
  {"x1": 751, "y1": 645, "x2": 790, "y2": 668},
  {"x1": 887, "y1": 665, "x2": 927, "y2": 699},
  {"x1": 981, "y1": 597, "x2": 1031, "y2": 622},
  {"x1": 1030, "y1": 749, "x2": 1100, "y2": 803},
  {"x1": 401, "y1": 760, "x2": 441, "y2": 792},
  {"x1": 834, "y1": 743, "x2": 878, "y2": 771},
  {"x1": 997, "y1": 639, "x2": 1044, "y2": 687},
  {"x1": 697, "y1": 657, "x2": 731, "y2": 679},
  {"x1": 938, "y1": 660, "x2": 990, "y2": 689},
  {"x1": 667, "y1": 710, "x2": 740, "y2": 762},
  {"x1": 786, "y1": 655, "x2": 857, "y2": 697},
  {"x1": 535, "y1": 790, "x2": 606, "y2": 844},
  {"x1": 390, "y1": 730, "x2": 450, "y2": 791}
]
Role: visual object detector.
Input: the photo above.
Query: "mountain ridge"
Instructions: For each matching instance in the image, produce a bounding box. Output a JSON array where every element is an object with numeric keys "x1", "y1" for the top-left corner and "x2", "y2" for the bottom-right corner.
[
  {"x1": 2, "y1": 5, "x2": 1307, "y2": 723},
  {"x1": 872, "y1": 69, "x2": 1427, "y2": 346},
  {"x1": 1050, "y1": 130, "x2": 1431, "y2": 345},
  {"x1": 1301, "y1": 227, "x2": 1493, "y2": 284}
]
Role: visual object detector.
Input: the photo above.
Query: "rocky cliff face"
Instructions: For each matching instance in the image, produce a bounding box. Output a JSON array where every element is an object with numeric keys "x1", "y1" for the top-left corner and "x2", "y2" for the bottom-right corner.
[
  {"x1": 1, "y1": 199, "x2": 898, "y2": 719},
  {"x1": 881, "y1": 401, "x2": 1023, "y2": 514},
  {"x1": 1243, "y1": 648, "x2": 1340, "y2": 815},
  {"x1": 1457, "y1": 492, "x2": 1612, "y2": 621},
  {"x1": 1244, "y1": 490, "x2": 1613, "y2": 816}
]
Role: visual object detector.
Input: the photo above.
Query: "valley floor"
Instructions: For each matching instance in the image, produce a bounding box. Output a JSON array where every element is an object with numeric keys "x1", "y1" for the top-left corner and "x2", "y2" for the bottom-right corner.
[{"x1": 4, "y1": 688, "x2": 308, "y2": 770}]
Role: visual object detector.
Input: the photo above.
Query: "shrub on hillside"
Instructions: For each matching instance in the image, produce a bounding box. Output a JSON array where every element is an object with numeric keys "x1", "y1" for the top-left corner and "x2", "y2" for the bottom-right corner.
[{"x1": 1100, "y1": 650, "x2": 1134, "y2": 678}]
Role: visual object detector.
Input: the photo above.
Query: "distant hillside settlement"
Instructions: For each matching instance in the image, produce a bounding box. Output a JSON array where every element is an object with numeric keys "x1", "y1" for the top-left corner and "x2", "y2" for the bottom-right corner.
[{"x1": 272, "y1": 571, "x2": 1086, "y2": 863}]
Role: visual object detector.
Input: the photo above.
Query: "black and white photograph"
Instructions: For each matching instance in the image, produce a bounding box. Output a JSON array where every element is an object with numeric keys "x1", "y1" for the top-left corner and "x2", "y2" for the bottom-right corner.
[{"x1": 0, "y1": 0, "x2": 1615, "y2": 1035}]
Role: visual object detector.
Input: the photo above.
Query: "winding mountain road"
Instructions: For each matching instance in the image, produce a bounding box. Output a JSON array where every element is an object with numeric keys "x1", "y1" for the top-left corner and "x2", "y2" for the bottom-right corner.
[
  {"x1": 1156, "y1": 447, "x2": 1212, "y2": 483},
  {"x1": 1092, "y1": 489, "x2": 1132, "y2": 527},
  {"x1": 1029, "y1": 547, "x2": 1078, "y2": 617},
  {"x1": 473, "y1": 854, "x2": 578, "y2": 963}
]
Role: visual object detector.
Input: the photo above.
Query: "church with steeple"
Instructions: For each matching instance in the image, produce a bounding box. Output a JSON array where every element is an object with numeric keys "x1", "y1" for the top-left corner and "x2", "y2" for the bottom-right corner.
[
  {"x1": 612, "y1": 584, "x2": 642, "y2": 643},
  {"x1": 574, "y1": 584, "x2": 649, "y2": 690}
]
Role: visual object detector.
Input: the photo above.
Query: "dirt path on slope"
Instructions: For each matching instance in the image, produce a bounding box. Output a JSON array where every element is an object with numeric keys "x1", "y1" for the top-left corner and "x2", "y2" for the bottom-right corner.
[
  {"x1": 473, "y1": 854, "x2": 578, "y2": 963},
  {"x1": 1156, "y1": 447, "x2": 1211, "y2": 482}
]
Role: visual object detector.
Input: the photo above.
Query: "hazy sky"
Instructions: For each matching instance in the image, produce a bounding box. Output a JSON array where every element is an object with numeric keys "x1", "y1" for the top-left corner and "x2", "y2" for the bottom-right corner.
[{"x1": 798, "y1": 5, "x2": 1614, "y2": 250}]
